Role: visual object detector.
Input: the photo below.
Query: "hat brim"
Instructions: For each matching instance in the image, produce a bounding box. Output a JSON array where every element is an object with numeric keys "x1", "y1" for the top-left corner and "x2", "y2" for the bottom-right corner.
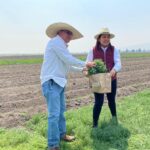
[
  {"x1": 46, "y1": 22, "x2": 83, "y2": 40},
  {"x1": 94, "y1": 33, "x2": 115, "y2": 39}
]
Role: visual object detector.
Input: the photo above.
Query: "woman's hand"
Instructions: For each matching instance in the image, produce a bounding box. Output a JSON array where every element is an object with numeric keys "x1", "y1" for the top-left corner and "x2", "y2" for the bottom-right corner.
[{"x1": 110, "y1": 69, "x2": 116, "y2": 77}]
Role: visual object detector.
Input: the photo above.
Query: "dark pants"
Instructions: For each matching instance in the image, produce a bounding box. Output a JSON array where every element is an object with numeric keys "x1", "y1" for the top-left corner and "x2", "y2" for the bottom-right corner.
[{"x1": 93, "y1": 79, "x2": 117, "y2": 126}]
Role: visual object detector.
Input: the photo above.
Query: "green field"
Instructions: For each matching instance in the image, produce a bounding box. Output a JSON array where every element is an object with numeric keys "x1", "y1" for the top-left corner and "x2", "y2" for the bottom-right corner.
[
  {"x1": 0, "y1": 89, "x2": 150, "y2": 150},
  {"x1": 78, "y1": 52, "x2": 150, "y2": 61},
  {"x1": 0, "y1": 58, "x2": 43, "y2": 65},
  {"x1": 121, "y1": 52, "x2": 150, "y2": 58},
  {"x1": 0, "y1": 52, "x2": 150, "y2": 65}
]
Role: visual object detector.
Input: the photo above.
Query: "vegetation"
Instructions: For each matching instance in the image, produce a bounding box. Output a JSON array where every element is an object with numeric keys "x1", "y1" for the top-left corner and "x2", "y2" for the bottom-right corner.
[
  {"x1": 0, "y1": 58, "x2": 43, "y2": 65},
  {"x1": 0, "y1": 89, "x2": 150, "y2": 150},
  {"x1": 0, "y1": 52, "x2": 150, "y2": 65},
  {"x1": 121, "y1": 52, "x2": 150, "y2": 58},
  {"x1": 88, "y1": 59, "x2": 107, "y2": 75}
]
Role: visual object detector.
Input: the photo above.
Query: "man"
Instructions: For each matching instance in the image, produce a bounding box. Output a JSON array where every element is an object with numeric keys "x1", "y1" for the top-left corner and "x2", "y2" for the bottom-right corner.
[
  {"x1": 86, "y1": 28, "x2": 122, "y2": 127},
  {"x1": 40, "y1": 22, "x2": 95, "y2": 150}
]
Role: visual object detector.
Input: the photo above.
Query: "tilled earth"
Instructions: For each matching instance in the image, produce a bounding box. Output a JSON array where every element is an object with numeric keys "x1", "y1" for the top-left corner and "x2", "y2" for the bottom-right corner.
[{"x1": 0, "y1": 57, "x2": 150, "y2": 128}]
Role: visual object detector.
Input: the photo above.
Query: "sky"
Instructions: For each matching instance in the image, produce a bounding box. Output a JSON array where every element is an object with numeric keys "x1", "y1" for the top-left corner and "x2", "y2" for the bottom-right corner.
[{"x1": 0, "y1": 0, "x2": 150, "y2": 55}]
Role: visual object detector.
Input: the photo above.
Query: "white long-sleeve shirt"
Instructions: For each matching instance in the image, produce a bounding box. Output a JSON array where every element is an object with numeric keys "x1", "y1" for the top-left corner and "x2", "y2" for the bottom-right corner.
[
  {"x1": 86, "y1": 47, "x2": 121, "y2": 72},
  {"x1": 40, "y1": 35, "x2": 86, "y2": 87}
]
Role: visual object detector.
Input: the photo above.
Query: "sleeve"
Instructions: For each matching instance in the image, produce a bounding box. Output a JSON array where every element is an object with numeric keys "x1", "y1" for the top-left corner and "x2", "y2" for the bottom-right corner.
[
  {"x1": 86, "y1": 49, "x2": 93, "y2": 63},
  {"x1": 69, "y1": 66, "x2": 83, "y2": 72},
  {"x1": 113, "y1": 48, "x2": 122, "y2": 72},
  {"x1": 52, "y1": 43, "x2": 86, "y2": 67}
]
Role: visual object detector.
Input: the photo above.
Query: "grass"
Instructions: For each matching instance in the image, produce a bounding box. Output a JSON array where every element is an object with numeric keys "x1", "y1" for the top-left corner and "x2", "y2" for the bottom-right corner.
[
  {"x1": 78, "y1": 52, "x2": 150, "y2": 61},
  {"x1": 0, "y1": 52, "x2": 150, "y2": 65},
  {"x1": 0, "y1": 58, "x2": 43, "y2": 65},
  {"x1": 121, "y1": 52, "x2": 150, "y2": 58},
  {"x1": 0, "y1": 89, "x2": 150, "y2": 150}
]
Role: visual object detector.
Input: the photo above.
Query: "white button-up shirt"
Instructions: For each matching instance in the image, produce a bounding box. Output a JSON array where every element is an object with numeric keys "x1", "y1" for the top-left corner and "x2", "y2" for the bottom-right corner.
[
  {"x1": 86, "y1": 47, "x2": 121, "y2": 72},
  {"x1": 40, "y1": 35, "x2": 86, "y2": 87}
]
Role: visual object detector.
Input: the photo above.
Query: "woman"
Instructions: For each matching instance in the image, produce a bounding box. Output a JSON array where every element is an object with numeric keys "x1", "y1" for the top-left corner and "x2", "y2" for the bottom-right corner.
[{"x1": 86, "y1": 28, "x2": 122, "y2": 128}]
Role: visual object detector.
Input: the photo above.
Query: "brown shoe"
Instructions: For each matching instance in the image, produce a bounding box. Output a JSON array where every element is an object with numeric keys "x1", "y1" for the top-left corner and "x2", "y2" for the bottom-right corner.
[
  {"x1": 61, "y1": 134, "x2": 75, "y2": 142},
  {"x1": 49, "y1": 147, "x2": 59, "y2": 150}
]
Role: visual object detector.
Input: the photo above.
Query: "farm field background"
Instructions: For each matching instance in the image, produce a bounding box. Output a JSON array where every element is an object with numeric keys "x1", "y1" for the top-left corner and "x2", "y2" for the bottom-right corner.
[
  {"x1": 0, "y1": 53, "x2": 150, "y2": 128},
  {"x1": 0, "y1": 52, "x2": 150, "y2": 150},
  {"x1": 0, "y1": 89, "x2": 150, "y2": 150},
  {"x1": 1, "y1": 52, "x2": 150, "y2": 65}
]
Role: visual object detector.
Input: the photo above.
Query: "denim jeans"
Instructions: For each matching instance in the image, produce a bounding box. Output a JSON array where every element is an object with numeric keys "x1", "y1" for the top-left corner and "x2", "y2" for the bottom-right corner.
[{"x1": 42, "y1": 79, "x2": 66, "y2": 148}]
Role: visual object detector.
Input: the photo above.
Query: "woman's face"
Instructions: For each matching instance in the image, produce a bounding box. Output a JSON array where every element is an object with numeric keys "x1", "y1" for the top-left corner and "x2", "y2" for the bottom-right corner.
[{"x1": 98, "y1": 34, "x2": 111, "y2": 47}]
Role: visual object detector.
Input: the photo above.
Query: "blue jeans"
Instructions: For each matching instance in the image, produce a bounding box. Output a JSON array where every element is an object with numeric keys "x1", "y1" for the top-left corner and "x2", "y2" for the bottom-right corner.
[{"x1": 42, "y1": 79, "x2": 66, "y2": 148}]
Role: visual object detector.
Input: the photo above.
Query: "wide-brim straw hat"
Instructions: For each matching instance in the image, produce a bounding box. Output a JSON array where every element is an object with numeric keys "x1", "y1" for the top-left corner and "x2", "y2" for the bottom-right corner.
[
  {"x1": 94, "y1": 28, "x2": 115, "y2": 39},
  {"x1": 46, "y1": 22, "x2": 83, "y2": 40}
]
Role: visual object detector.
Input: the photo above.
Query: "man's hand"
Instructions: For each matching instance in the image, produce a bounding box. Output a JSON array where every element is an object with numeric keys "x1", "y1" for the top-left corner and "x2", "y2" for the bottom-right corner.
[
  {"x1": 86, "y1": 61, "x2": 95, "y2": 68},
  {"x1": 82, "y1": 67, "x2": 88, "y2": 76},
  {"x1": 110, "y1": 69, "x2": 116, "y2": 77}
]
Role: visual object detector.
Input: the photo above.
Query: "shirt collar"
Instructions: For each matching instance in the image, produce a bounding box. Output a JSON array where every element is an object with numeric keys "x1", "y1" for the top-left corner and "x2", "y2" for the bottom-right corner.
[
  {"x1": 101, "y1": 46, "x2": 108, "y2": 51},
  {"x1": 55, "y1": 35, "x2": 68, "y2": 47}
]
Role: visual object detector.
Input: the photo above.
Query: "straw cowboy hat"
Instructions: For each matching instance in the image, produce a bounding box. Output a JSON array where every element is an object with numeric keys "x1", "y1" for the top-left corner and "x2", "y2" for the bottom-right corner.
[
  {"x1": 46, "y1": 22, "x2": 83, "y2": 40},
  {"x1": 94, "y1": 28, "x2": 115, "y2": 39}
]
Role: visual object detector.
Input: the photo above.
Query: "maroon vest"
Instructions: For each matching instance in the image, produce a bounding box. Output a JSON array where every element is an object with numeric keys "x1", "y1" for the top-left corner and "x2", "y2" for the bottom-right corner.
[{"x1": 93, "y1": 44, "x2": 117, "y2": 80}]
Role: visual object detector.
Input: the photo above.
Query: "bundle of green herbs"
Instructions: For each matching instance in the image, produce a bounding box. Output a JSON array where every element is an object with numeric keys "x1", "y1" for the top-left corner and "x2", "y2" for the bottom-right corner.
[{"x1": 88, "y1": 59, "x2": 107, "y2": 75}]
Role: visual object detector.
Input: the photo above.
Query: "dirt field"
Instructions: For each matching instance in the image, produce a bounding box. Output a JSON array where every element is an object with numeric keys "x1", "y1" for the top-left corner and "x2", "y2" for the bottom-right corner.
[{"x1": 0, "y1": 57, "x2": 150, "y2": 128}]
